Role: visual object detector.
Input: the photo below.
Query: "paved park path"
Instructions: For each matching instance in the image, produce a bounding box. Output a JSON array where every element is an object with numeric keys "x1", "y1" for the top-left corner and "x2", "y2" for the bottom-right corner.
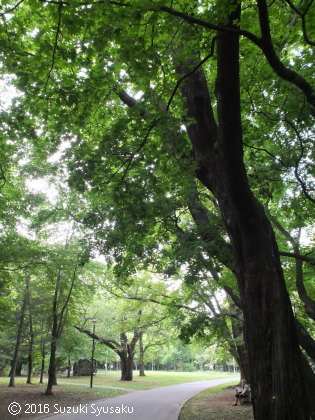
[{"x1": 42, "y1": 377, "x2": 238, "y2": 420}]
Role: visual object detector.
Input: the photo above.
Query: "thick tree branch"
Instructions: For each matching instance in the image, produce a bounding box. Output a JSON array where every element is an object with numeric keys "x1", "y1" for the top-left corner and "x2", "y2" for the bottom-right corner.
[
  {"x1": 256, "y1": 0, "x2": 315, "y2": 114},
  {"x1": 112, "y1": 291, "x2": 243, "y2": 321},
  {"x1": 159, "y1": 6, "x2": 263, "y2": 47},
  {"x1": 274, "y1": 220, "x2": 315, "y2": 319},
  {"x1": 160, "y1": 4, "x2": 315, "y2": 114},
  {"x1": 0, "y1": 0, "x2": 24, "y2": 17},
  {"x1": 295, "y1": 319, "x2": 315, "y2": 361},
  {"x1": 279, "y1": 251, "x2": 315, "y2": 265},
  {"x1": 74, "y1": 326, "x2": 122, "y2": 352}
]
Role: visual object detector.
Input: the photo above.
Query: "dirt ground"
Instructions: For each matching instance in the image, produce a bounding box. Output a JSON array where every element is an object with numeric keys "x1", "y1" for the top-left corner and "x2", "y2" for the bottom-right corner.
[
  {"x1": 0, "y1": 383, "x2": 124, "y2": 420},
  {"x1": 179, "y1": 386, "x2": 254, "y2": 420}
]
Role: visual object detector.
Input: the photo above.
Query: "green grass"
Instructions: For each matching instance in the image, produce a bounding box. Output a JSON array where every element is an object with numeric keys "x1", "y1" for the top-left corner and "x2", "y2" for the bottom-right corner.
[
  {"x1": 0, "y1": 377, "x2": 126, "y2": 398},
  {"x1": 179, "y1": 382, "x2": 254, "y2": 420},
  {"x1": 0, "y1": 376, "x2": 37, "y2": 385},
  {"x1": 57, "y1": 370, "x2": 238, "y2": 390},
  {"x1": 60, "y1": 383, "x2": 126, "y2": 398}
]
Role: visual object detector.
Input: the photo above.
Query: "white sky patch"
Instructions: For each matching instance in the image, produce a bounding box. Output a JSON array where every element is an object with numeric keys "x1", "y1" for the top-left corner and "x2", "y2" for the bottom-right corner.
[
  {"x1": 0, "y1": 76, "x2": 22, "y2": 110},
  {"x1": 44, "y1": 220, "x2": 75, "y2": 245},
  {"x1": 77, "y1": 67, "x2": 88, "y2": 78},
  {"x1": 48, "y1": 140, "x2": 72, "y2": 163},
  {"x1": 93, "y1": 252, "x2": 107, "y2": 264},
  {"x1": 25, "y1": 177, "x2": 59, "y2": 203}
]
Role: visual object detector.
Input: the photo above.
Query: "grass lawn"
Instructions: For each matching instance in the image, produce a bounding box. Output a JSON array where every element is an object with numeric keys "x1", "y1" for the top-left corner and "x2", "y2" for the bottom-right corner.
[
  {"x1": 57, "y1": 369, "x2": 238, "y2": 390},
  {"x1": 0, "y1": 380, "x2": 126, "y2": 420},
  {"x1": 179, "y1": 382, "x2": 254, "y2": 420}
]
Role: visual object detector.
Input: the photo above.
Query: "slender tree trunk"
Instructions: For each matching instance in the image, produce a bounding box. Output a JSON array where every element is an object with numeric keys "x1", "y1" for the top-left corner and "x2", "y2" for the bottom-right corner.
[
  {"x1": 67, "y1": 358, "x2": 71, "y2": 378},
  {"x1": 26, "y1": 312, "x2": 34, "y2": 384},
  {"x1": 45, "y1": 272, "x2": 60, "y2": 395},
  {"x1": 39, "y1": 353, "x2": 45, "y2": 384},
  {"x1": 45, "y1": 338, "x2": 57, "y2": 395},
  {"x1": 139, "y1": 331, "x2": 146, "y2": 377},
  {"x1": 26, "y1": 289, "x2": 34, "y2": 384},
  {"x1": 39, "y1": 333, "x2": 46, "y2": 384},
  {"x1": 9, "y1": 274, "x2": 29, "y2": 387}
]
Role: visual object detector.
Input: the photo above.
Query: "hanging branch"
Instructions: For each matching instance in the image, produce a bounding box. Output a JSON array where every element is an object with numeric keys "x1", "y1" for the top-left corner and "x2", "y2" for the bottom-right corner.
[
  {"x1": 0, "y1": 0, "x2": 24, "y2": 17},
  {"x1": 284, "y1": 117, "x2": 315, "y2": 204},
  {"x1": 282, "y1": 0, "x2": 315, "y2": 46},
  {"x1": 44, "y1": 2, "x2": 63, "y2": 91}
]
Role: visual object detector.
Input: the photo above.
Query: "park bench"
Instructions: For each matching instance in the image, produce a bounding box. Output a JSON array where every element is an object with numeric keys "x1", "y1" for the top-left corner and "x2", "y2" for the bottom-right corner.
[
  {"x1": 235, "y1": 385, "x2": 252, "y2": 405},
  {"x1": 239, "y1": 385, "x2": 251, "y2": 405}
]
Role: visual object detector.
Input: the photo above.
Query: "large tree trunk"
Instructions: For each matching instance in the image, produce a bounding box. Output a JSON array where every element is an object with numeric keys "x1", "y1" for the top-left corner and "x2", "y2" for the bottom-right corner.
[
  {"x1": 215, "y1": 21, "x2": 309, "y2": 420},
  {"x1": 178, "y1": 5, "x2": 311, "y2": 418},
  {"x1": 120, "y1": 352, "x2": 133, "y2": 381}
]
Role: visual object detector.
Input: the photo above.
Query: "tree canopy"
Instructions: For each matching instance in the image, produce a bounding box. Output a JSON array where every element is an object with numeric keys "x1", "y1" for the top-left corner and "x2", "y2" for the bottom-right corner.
[{"x1": 0, "y1": 0, "x2": 314, "y2": 419}]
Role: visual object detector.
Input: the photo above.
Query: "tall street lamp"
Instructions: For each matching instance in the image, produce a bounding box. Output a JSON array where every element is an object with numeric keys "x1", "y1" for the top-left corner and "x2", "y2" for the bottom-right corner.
[{"x1": 90, "y1": 320, "x2": 96, "y2": 388}]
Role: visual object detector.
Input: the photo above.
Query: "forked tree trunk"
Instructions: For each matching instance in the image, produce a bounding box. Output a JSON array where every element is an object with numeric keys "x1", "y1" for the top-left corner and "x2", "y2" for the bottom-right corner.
[
  {"x1": 45, "y1": 266, "x2": 77, "y2": 395},
  {"x1": 215, "y1": 21, "x2": 309, "y2": 420},
  {"x1": 178, "y1": 5, "x2": 311, "y2": 417}
]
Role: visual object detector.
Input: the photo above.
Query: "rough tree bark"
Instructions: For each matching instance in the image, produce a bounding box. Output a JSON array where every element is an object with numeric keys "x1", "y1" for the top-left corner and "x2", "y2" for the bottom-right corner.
[{"x1": 177, "y1": 9, "x2": 311, "y2": 418}]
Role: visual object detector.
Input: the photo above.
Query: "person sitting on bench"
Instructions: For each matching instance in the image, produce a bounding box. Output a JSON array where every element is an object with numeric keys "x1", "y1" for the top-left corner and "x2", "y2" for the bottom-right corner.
[{"x1": 233, "y1": 379, "x2": 250, "y2": 406}]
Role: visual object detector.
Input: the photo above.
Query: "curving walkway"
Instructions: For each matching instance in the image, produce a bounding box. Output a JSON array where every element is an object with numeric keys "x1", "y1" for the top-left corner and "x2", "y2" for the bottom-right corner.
[{"x1": 41, "y1": 377, "x2": 238, "y2": 420}]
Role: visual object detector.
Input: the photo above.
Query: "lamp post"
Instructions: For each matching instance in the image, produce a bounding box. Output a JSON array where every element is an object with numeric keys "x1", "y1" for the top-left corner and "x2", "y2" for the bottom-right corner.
[{"x1": 90, "y1": 320, "x2": 96, "y2": 388}]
